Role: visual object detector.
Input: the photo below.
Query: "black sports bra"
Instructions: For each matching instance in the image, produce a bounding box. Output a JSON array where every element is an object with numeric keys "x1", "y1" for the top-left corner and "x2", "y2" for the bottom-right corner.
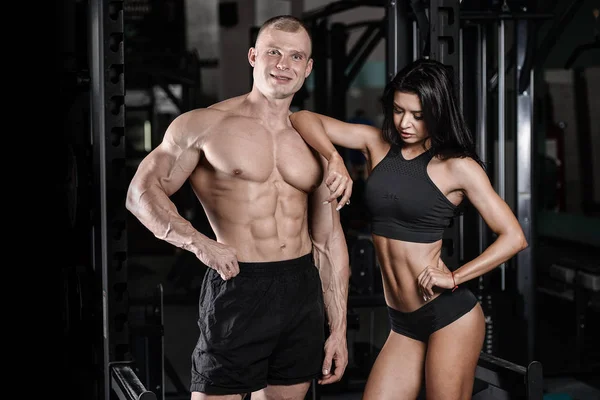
[{"x1": 364, "y1": 145, "x2": 457, "y2": 243}]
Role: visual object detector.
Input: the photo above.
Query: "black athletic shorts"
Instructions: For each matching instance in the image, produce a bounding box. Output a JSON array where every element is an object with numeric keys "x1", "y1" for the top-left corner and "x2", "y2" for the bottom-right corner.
[
  {"x1": 190, "y1": 254, "x2": 325, "y2": 395},
  {"x1": 387, "y1": 286, "x2": 479, "y2": 342}
]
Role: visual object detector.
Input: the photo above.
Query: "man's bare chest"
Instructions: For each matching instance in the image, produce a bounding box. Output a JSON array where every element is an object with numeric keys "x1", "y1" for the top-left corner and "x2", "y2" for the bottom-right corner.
[{"x1": 201, "y1": 123, "x2": 323, "y2": 193}]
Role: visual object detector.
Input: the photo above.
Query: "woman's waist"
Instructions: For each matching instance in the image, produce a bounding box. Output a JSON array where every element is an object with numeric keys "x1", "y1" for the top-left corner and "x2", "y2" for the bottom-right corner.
[
  {"x1": 382, "y1": 279, "x2": 447, "y2": 313},
  {"x1": 374, "y1": 236, "x2": 443, "y2": 275},
  {"x1": 375, "y1": 240, "x2": 445, "y2": 311}
]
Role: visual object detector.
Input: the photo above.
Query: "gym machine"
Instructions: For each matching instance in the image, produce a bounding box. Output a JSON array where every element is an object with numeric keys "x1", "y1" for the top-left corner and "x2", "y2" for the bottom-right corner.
[
  {"x1": 112, "y1": 363, "x2": 158, "y2": 400},
  {"x1": 473, "y1": 353, "x2": 543, "y2": 400},
  {"x1": 61, "y1": 0, "x2": 157, "y2": 398},
  {"x1": 89, "y1": 0, "x2": 139, "y2": 398}
]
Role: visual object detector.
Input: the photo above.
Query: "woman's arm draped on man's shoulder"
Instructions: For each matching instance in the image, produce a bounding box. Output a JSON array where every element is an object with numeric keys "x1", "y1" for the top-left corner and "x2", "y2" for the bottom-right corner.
[
  {"x1": 290, "y1": 110, "x2": 385, "y2": 206},
  {"x1": 290, "y1": 110, "x2": 382, "y2": 160}
]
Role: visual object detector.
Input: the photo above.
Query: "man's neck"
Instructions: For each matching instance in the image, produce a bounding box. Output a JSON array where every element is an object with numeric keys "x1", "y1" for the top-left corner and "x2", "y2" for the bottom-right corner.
[{"x1": 244, "y1": 88, "x2": 294, "y2": 124}]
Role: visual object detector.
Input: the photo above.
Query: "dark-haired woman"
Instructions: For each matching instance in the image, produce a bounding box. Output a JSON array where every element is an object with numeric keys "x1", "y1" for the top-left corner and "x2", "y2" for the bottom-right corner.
[{"x1": 290, "y1": 58, "x2": 527, "y2": 399}]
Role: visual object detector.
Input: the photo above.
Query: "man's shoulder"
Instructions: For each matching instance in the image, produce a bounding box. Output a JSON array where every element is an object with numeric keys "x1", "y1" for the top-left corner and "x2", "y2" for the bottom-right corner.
[
  {"x1": 177, "y1": 94, "x2": 247, "y2": 120},
  {"x1": 207, "y1": 94, "x2": 247, "y2": 114},
  {"x1": 173, "y1": 104, "x2": 237, "y2": 132}
]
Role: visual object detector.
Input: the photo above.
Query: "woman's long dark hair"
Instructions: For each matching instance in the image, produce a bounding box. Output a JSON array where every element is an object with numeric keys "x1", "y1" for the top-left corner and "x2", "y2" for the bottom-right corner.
[{"x1": 381, "y1": 58, "x2": 485, "y2": 168}]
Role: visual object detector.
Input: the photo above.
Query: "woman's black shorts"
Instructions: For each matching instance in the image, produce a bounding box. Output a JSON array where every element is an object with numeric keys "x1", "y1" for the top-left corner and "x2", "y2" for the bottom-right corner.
[
  {"x1": 190, "y1": 254, "x2": 325, "y2": 395},
  {"x1": 387, "y1": 286, "x2": 479, "y2": 342}
]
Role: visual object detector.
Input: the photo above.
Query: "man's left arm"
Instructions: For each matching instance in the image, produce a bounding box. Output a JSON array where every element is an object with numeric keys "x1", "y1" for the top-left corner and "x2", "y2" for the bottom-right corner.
[{"x1": 309, "y1": 156, "x2": 351, "y2": 385}]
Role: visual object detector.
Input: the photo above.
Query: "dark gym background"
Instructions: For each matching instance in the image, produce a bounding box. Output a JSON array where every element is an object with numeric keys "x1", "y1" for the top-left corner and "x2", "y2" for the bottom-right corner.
[{"x1": 59, "y1": 1, "x2": 600, "y2": 399}]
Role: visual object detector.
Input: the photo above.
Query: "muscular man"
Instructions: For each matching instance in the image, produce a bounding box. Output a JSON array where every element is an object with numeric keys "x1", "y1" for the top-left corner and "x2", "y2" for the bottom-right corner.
[{"x1": 126, "y1": 15, "x2": 351, "y2": 400}]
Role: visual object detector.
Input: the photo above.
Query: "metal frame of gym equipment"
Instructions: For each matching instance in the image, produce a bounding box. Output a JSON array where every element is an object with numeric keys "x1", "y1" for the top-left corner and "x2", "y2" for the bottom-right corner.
[
  {"x1": 87, "y1": 0, "x2": 157, "y2": 399},
  {"x1": 302, "y1": 0, "x2": 390, "y2": 119},
  {"x1": 464, "y1": 3, "x2": 553, "y2": 367},
  {"x1": 427, "y1": 0, "x2": 547, "y2": 364},
  {"x1": 473, "y1": 353, "x2": 543, "y2": 400},
  {"x1": 535, "y1": 4, "x2": 600, "y2": 368}
]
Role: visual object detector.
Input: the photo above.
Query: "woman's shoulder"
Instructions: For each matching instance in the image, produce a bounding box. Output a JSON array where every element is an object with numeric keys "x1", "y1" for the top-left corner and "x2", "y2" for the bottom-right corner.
[{"x1": 442, "y1": 156, "x2": 489, "y2": 187}]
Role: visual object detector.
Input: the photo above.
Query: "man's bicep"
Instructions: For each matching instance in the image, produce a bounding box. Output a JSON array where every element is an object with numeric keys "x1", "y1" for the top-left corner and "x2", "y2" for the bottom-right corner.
[
  {"x1": 143, "y1": 108, "x2": 215, "y2": 194},
  {"x1": 134, "y1": 139, "x2": 200, "y2": 197}
]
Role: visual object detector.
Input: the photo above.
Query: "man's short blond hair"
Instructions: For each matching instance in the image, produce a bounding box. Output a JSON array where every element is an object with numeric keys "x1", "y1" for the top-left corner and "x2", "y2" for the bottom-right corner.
[{"x1": 256, "y1": 15, "x2": 312, "y2": 56}]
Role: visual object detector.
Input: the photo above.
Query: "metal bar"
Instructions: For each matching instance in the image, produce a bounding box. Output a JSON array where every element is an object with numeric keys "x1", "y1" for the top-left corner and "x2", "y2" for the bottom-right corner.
[
  {"x1": 111, "y1": 362, "x2": 157, "y2": 400},
  {"x1": 89, "y1": 1, "x2": 110, "y2": 397},
  {"x1": 429, "y1": 0, "x2": 461, "y2": 271},
  {"x1": 386, "y1": 0, "x2": 398, "y2": 81},
  {"x1": 311, "y1": 20, "x2": 329, "y2": 115},
  {"x1": 428, "y1": 0, "x2": 461, "y2": 97},
  {"x1": 475, "y1": 364, "x2": 525, "y2": 395},
  {"x1": 475, "y1": 353, "x2": 543, "y2": 399},
  {"x1": 565, "y1": 40, "x2": 600, "y2": 69},
  {"x1": 526, "y1": 361, "x2": 544, "y2": 400},
  {"x1": 330, "y1": 22, "x2": 348, "y2": 120},
  {"x1": 518, "y1": 21, "x2": 538, "y2": 94},
  {"x1": 303, "y1": 0, "x2": 385, "y2": 22},
  {"x1": 477, "y1": 24, "x2": 488, "y2": 255},
  {"x1": 386, "y1": 0, "x2": 411, "y2": 81},
  {"x1": 460, "y1": 11, "x2": 554, "y2": 21},
  {"x1": 412, "y1": 20, "x2": 419, "y2": 60},
  {"x1": 90, "y1": 3, "x2": 128, "y2": 400},
  {"x1": 147, "y1": 284, "x2": 165, "y2": 400},
  {"x1": 535, "y1": 0, "x2": 585, "y2": 68},
  {"x1": 487, "y1": 47, "x2": 513, "y2": 92},
  {"x1": 497, "y1": 21, "x2": 506, "y2": 201},
  {"x1": 409, "y1": 0, "x2": 429, "y2": 56},
  {"x1": 346, "y1": 21, "x2": 379, "y2": 72},
  {"x1": 156, "y1": 82, "x2": 182, "y2": 114},
  {"x1": 479, "y1": 352, "x2": 527, "y2": 375},
  {"x1": 345, "y1": 19, "x2": 382, "y2": 30},
  {"x1": 346, "y1": 26, "x2": 384, "y2": 85},
  {"x1": 459, "y1": 25, "x2": 464, "y2": 261},
  {"x1": 573, "y1": 71, "x2": 595, "y2": 217},
  {"x1": 497, "y1": 19, "x2": 506, "y2": 290},
  {"x1": 515, "y1": 19, "x2": 535, "y2": 362},
  {"x1": 459, "y1": 26, "x2": 464, "y2": 111}
]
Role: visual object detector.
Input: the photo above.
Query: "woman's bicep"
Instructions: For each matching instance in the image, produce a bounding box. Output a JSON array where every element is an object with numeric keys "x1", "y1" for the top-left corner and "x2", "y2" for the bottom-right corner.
[
  {"x1": 461, "y1": 161, "x2": 521, "y2": 236},
  {"x1": 319, "y1": 113, "x2": 379, "y2": 151},
  {"x1": 292, "y1": 110, "x2": 378, "y2": 152}
]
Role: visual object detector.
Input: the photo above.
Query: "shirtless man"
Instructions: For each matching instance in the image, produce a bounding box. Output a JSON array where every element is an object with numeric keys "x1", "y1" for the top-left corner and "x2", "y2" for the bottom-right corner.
[{"x1": 125, "y1": 15, "x2": 350, "y2": 400}]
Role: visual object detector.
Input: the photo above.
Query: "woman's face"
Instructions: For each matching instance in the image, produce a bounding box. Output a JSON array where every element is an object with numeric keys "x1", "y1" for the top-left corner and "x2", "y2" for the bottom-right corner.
[{"x1": 392, "y1": 91, "x2": 428, "y2": 145}]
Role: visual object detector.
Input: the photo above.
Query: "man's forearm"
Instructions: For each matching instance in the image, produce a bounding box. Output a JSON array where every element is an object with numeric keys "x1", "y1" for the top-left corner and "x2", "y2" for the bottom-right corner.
[
  {"x1": 126, "y1": 184, "x2": 208, "y2": 254},
  {"x1": 313, "y1": 235, "x2": 350, "y2": 334}
]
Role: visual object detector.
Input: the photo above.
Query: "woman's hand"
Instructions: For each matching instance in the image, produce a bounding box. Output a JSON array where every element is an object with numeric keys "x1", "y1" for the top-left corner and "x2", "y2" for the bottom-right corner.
[
  {"x1": 417, "y1": 263, "x2": 455, "y2": 300},
  {"x1": 323, "y1": 151, "x2": 353, "y2": 211}
]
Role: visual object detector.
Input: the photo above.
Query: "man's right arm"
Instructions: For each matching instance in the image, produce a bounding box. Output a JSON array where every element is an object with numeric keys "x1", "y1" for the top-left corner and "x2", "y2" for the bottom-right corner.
[{"x1": 126, "y1": 111, "x2": 240, "y2": 280}]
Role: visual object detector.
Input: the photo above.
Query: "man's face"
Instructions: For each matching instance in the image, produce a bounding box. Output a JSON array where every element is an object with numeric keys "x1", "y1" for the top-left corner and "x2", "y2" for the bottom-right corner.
[{"x1": 248, "y1": 27, "x2": 313, "y2": 100}]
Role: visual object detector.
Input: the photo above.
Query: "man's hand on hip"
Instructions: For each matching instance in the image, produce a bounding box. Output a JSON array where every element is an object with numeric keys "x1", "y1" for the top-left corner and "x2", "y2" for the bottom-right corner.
[{"x1": 196, "y1": 241, "x2": 240, "y2": 280}]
